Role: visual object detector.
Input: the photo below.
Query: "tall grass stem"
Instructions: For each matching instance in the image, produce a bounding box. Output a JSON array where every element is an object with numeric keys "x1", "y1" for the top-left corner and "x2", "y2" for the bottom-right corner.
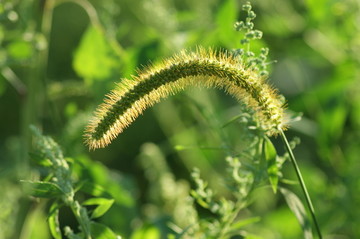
[{"x1": 280, "y1": 130, "x2": 322, "y2": 239}]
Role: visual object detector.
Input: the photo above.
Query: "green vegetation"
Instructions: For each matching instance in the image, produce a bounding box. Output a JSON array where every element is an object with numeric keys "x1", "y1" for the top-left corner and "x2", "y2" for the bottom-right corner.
[{"x1": 0, "y1": 0, "x2": 359, "y2": 238}]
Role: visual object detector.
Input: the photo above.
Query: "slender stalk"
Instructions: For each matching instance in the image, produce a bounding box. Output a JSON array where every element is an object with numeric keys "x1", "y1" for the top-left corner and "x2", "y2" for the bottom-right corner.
[
  {"x1": 69, "y1": 201, "x2": 92, "y2": 239},
  {"x1": 17, "y1": 1, "x2": 55, "y2": 236},
  {"x1": 20, "y1": 0, "x2": 55, "y2": 171},
  {"x1": 218, "y1": 200, "x2": 246, "y2": 238},
  {"x1": 280, "y1": 130, "x2": 322, "y2": 239}
]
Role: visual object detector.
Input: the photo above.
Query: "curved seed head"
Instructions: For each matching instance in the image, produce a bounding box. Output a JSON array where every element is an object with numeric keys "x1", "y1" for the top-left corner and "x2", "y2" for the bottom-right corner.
[{"x1": 84, "y1": 47, "x2": 287, "y2": 150}]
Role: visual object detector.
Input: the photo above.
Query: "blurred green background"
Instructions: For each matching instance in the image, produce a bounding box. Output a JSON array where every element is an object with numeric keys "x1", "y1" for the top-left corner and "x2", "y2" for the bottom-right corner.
[{"x1": 0, "y1": 0, "x2": 359, "y2": 238}]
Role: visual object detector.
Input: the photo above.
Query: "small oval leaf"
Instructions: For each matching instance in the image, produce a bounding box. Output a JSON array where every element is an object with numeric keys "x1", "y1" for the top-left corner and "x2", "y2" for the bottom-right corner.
[
  {"x1": 83, "y1": 198, "x2": 115, "y2": 218},
  {"x1": 48, "y1": 202, "x2": 62, "y2": 239},
  {"x1": 263, "y1": 137, "x2": 279, "y2": 193},
  {"x1": 22, "y1": 180, "x2": 63, "y2": 198}
]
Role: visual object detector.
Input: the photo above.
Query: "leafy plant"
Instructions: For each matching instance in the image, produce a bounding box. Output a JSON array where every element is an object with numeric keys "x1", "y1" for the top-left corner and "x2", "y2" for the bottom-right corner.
[{"x1": 27, "y1": 126, "x2": 119, "y2": 239}]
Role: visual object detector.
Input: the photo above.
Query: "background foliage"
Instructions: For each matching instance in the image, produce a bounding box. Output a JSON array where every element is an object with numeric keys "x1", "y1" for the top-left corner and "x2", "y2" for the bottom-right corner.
[{"x1": 0, "y1": 0, "x2": 359, "y2": 238}]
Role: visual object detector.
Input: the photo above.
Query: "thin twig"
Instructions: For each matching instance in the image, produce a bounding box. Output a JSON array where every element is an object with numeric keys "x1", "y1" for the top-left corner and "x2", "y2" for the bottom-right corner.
[{"x1": 1, "y1": 67, "x2": 27, "y2": 96}]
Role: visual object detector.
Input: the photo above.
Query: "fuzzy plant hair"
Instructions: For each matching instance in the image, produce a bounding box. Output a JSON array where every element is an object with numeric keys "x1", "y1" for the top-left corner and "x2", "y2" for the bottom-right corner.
[{"x1": 84, "y1": 47, "x2": 287, "y2": 150}]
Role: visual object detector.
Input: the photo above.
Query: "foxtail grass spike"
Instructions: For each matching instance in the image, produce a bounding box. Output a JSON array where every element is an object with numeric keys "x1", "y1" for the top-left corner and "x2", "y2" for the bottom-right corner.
[{"x1": 85, "y1": 47, "x2": 286, "y2": 150}]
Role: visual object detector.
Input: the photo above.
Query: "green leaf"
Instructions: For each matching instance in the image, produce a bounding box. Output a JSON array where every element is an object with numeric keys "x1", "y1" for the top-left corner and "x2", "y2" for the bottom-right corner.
[
  {"x1": 73, "y1": 26, "x2": 119, "y2": 84},
  {"x1": 22, "y1": 180, "x2": 63, "y2": 198},
  {"x1": 6, "y1": 40, "x2": 33, "y2": 60},
  {"x1": 280, "y1": 188, "x2": 313, "y2": 239},
  {"x1": 305, "y1": 0, "x2": 329, "y2": 22},
  {"x1": 90, "y1": 222, "x2": 120, "y2": 239},
  {"x1": 48, "y1": 202, "x2": 62, "y2": 239},
  {"x1": 130, "y1": 224, "x2": 160, "y2": 239},
  {"x1": 77, "y1": 181, "x2": 110, "y2": 197},
  {"x1": 29, "y1": 152, "x2": 53, "y2": 167},
  {"x1": 190, "y1": 190, "x2": 209, "y2": 209},
  {"x1": 82, "y1": 197, "x2": 115, "y2": 218},
  {"x1": 215, "y1": 0, "x2": 238, "y2": 46},
  {"x1": 230, "y1": 217, "x2": 261, "y2": 231},
  {"x1": 263, "y1": 137, "x2": 278, "y2": 193}
]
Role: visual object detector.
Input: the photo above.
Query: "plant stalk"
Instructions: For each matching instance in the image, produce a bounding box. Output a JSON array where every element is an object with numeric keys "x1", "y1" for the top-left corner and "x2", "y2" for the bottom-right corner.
[
  {"x1": 70, "y1": 201, "x2": 92, "y2": 239},
  {"x1": 280, "y1": 130, "x2": 322, "y2": 239},
  {"x1": 218, "y1": 200, "x2": 246, "y2": 239}
]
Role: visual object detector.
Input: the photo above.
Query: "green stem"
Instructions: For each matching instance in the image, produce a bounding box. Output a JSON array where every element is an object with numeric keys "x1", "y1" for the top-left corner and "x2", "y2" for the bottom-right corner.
[
  {"x1": 280, "y1": 130, "x2": 322, "y2": 239},
  {"x1": 69, "y1": 201, "x2": 92, "y2": 239},
  {"x1": 218, "y1": 200, "x2": 245, "y2": 239}
]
